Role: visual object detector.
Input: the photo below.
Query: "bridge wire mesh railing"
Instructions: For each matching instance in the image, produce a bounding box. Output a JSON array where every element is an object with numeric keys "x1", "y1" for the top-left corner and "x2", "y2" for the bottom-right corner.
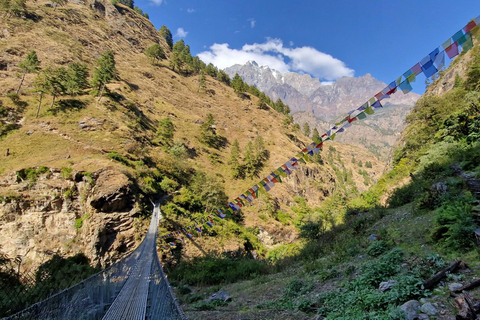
[{"x1": 3, "y1": 205, "x2": 187, "y2": 320}]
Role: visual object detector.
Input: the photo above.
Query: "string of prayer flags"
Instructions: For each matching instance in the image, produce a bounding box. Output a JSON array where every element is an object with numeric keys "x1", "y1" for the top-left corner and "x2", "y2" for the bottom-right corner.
[{"x1": 160, "y1": 15, "x2": 480, "y2": 246}]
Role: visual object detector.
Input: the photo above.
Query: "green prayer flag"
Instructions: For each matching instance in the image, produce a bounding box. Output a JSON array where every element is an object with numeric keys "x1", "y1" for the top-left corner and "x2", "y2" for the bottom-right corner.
[
  {"x1": 365, "y1": 106, "x2": 375, "y2": 115},
  {"x1": 407, "y1": 73, "x2": 416, "y2": 83},
  {"x1": 357, "y1": 112, "x2": 367, "y2": 120},
  {"x1": 330, "y1": 133, "x2": 336, "y2": 141},
  {"x1": 297, "y1": 156, "x2": 306, "y2": 164},
  {"x1": 368, "y1": 97, "x2": 376, "y2": 105},
  {"x1": 461, "y1": 34, "x2": 474, "y2": 52},
  {"x1": 395, "y1": 76, "x2": 402, "y2": 85}
]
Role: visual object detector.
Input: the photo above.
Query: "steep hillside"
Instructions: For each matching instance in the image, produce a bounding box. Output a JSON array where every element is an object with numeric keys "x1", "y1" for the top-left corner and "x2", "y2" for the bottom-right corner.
[
  {"x1": 0, "y1": 0, "x2": 384, "y2": 276},
  {"x1": 173, "y1": 26, "x2": 480, "y2": 320},
  {"x1": 225, "y1": 62, "x2": 419, "y2": 159}
]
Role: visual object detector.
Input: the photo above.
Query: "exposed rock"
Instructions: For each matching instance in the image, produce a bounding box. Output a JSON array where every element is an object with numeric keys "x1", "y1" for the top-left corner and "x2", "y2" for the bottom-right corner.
[
  {"x1": 449, "y1": 283, "x2": 463, "y2": 292},
  {"x1": 420, "y1": 302, "x2": 438, "y2": 315},
  {"x1": 416, "y1": 314, "x2": 429, "y2": 320},
  {"x1": 90, "y1": 169, "x2": 133, "y2": 213},
  {"x1": 78, "y1": 118, "x2": 105, "y2": 131},
  {"x1": 204, "y1": 290, "x2": 232, "y2": 303},
  {"x1": 399, "y1": 300, "x2": 421, "y2": 320},
  {"x1": 431, "y1": 182, "x2": 447, "y2": 194},
  {"x1": 368, "y1": 234, "x2": 379, "y2": 241},
  {"x1": 379, "y1": 280, "x2": 397, "y2": 292}
]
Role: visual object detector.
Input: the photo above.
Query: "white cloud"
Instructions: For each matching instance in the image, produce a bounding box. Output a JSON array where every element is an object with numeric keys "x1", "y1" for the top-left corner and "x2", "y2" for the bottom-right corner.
[
  {"x1": 174, "y1": 28, "x2": 188, "y2": 38},
  {"x1": 248, "y1": 18, "x2": 256, "y2": 28},
  {"x1": 198, "y1": 39, "x2": 354, "y2": 81},
  {"x1": 149, "y1": 0, "x2": 163, "y2": 5},
  {"x1": 187, "y1": 8, "x2": 195, "y2": 13}
]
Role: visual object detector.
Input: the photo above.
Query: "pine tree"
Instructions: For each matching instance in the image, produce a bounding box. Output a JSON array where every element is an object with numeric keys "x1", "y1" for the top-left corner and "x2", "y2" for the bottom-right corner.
[
  {"x1": 244, "y1": 141, "x2": 255, "y2": 177},
  {"x1": 217, "y1": 70, "x2": 230, "y2": 85},
  {"x1": 303, "y1": 122, "x2": 311, "y2": 137},
  {"x1": 17, "y1": 50, "x2": 40, "y2": 94},
  {"x1": 156, "y1": 117, "x2": 175, "y2": 147},
  {"x1": 170, "y1": 40, "x2": 185, "y2": 72},
  {"x1": 312, "y1": 128, "x2": 320, "y2": 142},
  {"x1": 229, "y1": 139, "x2": 242, "y2": 179},
  {"x1": 91, "y1": 51, "x2": 117, "y2": 101},
  {"x1": 205, "y1": 63, "x2": 218, "y2": 77},
  {"x1": 159, "y1": 25, "x2": 173, "y2": 49},
  {"x1": 231, "y1": 73, "x2": 245, "y2": 93},
  {"x1": 45, "y1": 67, "x2": 66, "y2": 108},
  {"x1": 198, "y1": 71, "x2": 206, "y2": 92},
  {"x1": 145, "y1": 43, "x2": 166, "y2": 64},
  {"x1": 253, "y1": 135, "x2": 267, "y2": 166},
  {"x1": 275, "y1": 98, "x2": 285, "y2": 113},
  {"x1": 200, "y1": 113, "x2": 218, "y2": 147},
  {"x1": 64, "y1": 62, "x2": 88, "y2": 95}
]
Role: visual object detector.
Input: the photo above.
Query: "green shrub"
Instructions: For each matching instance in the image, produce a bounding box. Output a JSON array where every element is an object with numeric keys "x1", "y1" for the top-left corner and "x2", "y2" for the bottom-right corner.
[
  {"x1": 60, "y1": 167, "x2": 73, "y2": 179},
  {"x1": 192, "y1": 299, "x2": 228, "y2": 311},
  {"x1": 168, "y1": 256, "x2": 272, "y2": 286},
  {"x1": 366, "y1": 240, "x2": 389, "y2": 257},
  {"x1": 431, "y1": 198, "x2": 476, "y2": 251}
]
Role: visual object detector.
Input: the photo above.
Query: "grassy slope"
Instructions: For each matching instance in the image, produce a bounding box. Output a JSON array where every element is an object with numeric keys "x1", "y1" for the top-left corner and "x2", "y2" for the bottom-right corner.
[
  {"x1": 0, "y1": 0, "x2": 386, "y2": 268},
  {"x1": 177, "y1": 39, "x2": 480, "y2": 320}
]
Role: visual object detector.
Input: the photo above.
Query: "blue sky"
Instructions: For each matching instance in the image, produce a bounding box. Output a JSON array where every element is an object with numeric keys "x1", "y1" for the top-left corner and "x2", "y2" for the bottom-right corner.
[{"x1": 135, "y1": 0, "x2": 479, "y2": 93}]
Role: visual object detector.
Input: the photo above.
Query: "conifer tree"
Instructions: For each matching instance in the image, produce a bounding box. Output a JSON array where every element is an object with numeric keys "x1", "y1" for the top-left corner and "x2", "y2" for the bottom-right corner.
[
  {"x1": 198, "y1": 70, "x2": 206, "y2": 92},
  {"x1": 303, "y1": 122, "x2": 311, "y2": 137},
  {"x1": 275, "y1": 98, "x2": 285, "y2": 114},
  {"x1": 45, "y1": 67, "x2": 66, "y2": 108},
  {"x1": 229, "y1": 139, "x2": 242, "y2": 178},
  {"x1": 217, "y1": 70, "x2": 230, "y2": 85},
  {"x1": 64, "y1": 62, "x2": 88, "y2": 95},
  {"x1": 159, "y1": 25, "x2": 173, "y2": 49},
  {"x1": 145, "y1": 43, "x2": 166, "y2": 64},
  {"x1": 244, "y1": 141, "x2": 255, "y2": 176},
  {"x1": 312, "y1": 128, "x2": 320, "y2": 142},
  {"x1": 156, "y1": 117, "x2": 175, "y2": 147},
  {"x1": 91, "y1": 51, "x2": 117, "y2": 101},
  {"x1": 253, "y1": 135, "x2": 267, "y2": 165},
  {"x1": 170, "y1": 40, "x2": 185, "y2": 72},
  {"x1": 205, "y1": 63, "x2": 218, "y2": 77},
  {"x1": 231, "y1": 73, "x2": 245, "y2": 93},
  {"x1": 17, "y1": 50, "x2": 40, "y2": 94}
]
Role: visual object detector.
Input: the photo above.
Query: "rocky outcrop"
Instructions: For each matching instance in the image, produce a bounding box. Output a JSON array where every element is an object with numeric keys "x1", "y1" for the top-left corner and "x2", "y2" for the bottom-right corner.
[{"x1": 0, "y1": 167, "x2": 141, "y2": 270}]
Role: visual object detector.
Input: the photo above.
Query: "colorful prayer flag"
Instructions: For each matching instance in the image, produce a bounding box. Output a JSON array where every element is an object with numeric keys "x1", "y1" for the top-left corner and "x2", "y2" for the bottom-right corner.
[
  {"x1": 446, "y1": 42, "x2": 459, "y2": 58},
  {"x1": 452, "y1": 30, "x2": 464, "y2": 42},
  {"x1": 399, "y1": 80, "x2": 413, "y2": 93},
  {"x1": 421, "y1": 60, "x2": 438, "y2": 78}
]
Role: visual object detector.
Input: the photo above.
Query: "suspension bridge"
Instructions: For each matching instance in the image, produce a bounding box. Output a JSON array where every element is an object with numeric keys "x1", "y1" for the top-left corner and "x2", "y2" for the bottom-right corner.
[{"x1": 4, "y1": 203, "x2": 187, "y2": 320}]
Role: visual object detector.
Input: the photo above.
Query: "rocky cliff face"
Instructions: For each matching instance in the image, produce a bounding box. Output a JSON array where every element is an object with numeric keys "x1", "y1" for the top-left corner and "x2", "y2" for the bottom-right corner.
[
  {"x1": 0, "y1": 167, "x2": 143, "y2": 269},
  {"x1": 225, "y1": 62, "x2": 420, "y2": 159}
]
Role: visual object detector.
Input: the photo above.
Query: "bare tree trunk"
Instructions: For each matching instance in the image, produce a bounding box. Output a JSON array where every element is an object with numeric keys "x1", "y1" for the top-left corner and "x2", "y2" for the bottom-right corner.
[
  {"x1": 16, "y1": 73, "x2": 26, "y2": 95},
  {"x1": 98, "y1": 83, "x2": 105, "y2": 102},
  {"x1": 36, "y1": 92, "x2": 43, "y2": 118},
  {"x1": 50, "y1": 95, "x2": 56, "y2": 109}
]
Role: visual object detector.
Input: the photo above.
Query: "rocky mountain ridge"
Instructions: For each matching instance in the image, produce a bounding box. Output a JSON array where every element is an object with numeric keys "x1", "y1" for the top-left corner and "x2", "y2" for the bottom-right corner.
[{"x1": 225, "y1": 61, "x2": 421, "y2": 159}]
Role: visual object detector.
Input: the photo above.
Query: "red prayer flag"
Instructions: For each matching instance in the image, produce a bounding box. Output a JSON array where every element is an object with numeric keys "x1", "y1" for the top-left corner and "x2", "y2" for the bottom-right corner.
[
  {"x1": 446, "y1": 42, "x2": 459, "y2": 59},
  {"x1": 464, "y1": 20, "x2": 477, "y2": 33}
]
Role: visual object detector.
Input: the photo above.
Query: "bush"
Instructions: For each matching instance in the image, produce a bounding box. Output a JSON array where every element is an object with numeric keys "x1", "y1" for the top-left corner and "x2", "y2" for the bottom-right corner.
[
  {"x1": 366, "y1": 240, "x2": 389, "y2": 257},
  {"x1": 60, "y1": 167, "x2": 73, "y2": 179},
  {"x1": 431, "y1": 198, "x2": 476, "y2": 252},
  {"x1": 168, "y1": 256, "x2": 272, "y2": 286}
]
